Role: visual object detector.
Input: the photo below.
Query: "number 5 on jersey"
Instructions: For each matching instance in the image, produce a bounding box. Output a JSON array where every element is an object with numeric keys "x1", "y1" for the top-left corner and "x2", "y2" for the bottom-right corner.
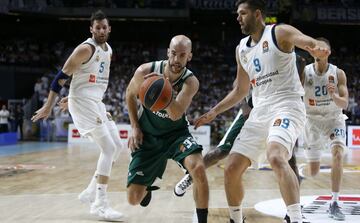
[{"x1": 99, "y1": 62, "x2": 105, "y2": 73}]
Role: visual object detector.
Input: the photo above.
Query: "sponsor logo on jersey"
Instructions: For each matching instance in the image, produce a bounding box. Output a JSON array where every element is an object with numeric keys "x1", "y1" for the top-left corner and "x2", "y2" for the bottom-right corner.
[
  {"x1": 273, "y1": 119, "x2": 282, "y2": 126},
  {"x1": 262, "y1": 41, "x2": 269, "y2": 53},
  {"x1": 329, "y1": 133, "x2": 335, "y2": 140},
  {"x1": 353, "y1": 129, "x2": 360, "y2": 145},
  {"x1": 240, "y1": 50, "x2": 248, "y2": 64},
  {"x1": 72, "y1": 129, "x2": 80, "y2": 138},
  {"x1": 250, "y1": 78, "x2": 256, "y2": 86},
  {"x1": 89, "y1": 74, "x2": 96, "y2": 83},
  {"x1": 153, "y1": 111, "x2": 170, "y2": 119},
  {"x1": 308, "y1": 78, "x2": 313, "y2": 86},
  {"x1": 309, "y1": 99, "x2": 316, "y2": 106},
  {"x1": 106, "y1": 113, "x2": 113, "y2": 121},
  {"x1": 252, "y1": 70, "x2": 279, "y2": 87},
  {"x1": 119, "y1": 130, "x2": 128, "y2": 139}
]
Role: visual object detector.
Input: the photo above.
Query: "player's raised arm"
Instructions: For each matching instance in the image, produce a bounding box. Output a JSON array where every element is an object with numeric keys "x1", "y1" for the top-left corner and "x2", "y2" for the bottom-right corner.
[
  {"x1": 31, "y1": 44, "x2": 93, "y2": 122},
  {"x1": 275, "y1": 24, "x2": 330, "y2": 59}
]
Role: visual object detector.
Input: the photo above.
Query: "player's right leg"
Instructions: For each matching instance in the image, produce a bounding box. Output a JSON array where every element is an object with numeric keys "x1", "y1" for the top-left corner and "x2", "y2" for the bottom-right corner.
[
  {"x1": 127, "y1": 133, "x2": 168, "y2": 207},
  {"x1": 79, "y1": 116, "x2": 125, "y2": 204},
  {"x1": 174, "y1": 112, "x2": 246, "y2": 197},
  {"x1": 87, "y1": 125, "x2": 124, "y2": 221},
  {"x1": 224, "y1": 153, "x2": 251, "y2": 223}
]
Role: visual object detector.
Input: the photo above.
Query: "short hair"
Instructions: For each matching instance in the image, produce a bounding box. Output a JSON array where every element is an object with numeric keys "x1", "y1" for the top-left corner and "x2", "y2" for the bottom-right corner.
[
  {"x1": 236, "y1": 0, "x2": 266, "y2": 16},
  {"x1": 90, "y1": 10, "x2": 108, "y2": 26},
  {"x1": 316, "y1": 37, "x2": 331, "y2": 49}
]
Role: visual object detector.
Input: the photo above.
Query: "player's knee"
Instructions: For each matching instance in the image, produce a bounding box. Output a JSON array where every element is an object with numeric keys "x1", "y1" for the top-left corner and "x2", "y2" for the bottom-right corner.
[
  {"x1": 191, "y1": 163, "x2": 207, "y2": 183},
  {"x1": 267, "y1": 154, "x2": 287, "y2": 171},
  {"x1": 104, "y1": 141, "x2": 117, "y2": 157},
  {"x1": 332, "y1": 146, "x2": 344, "y2": 162},
  {"x1": 224, "y1": 161, "x2": 242, "y2": 178},
  {"x1": 127, "y1": 187, "x2": 144, "y2": 206}
]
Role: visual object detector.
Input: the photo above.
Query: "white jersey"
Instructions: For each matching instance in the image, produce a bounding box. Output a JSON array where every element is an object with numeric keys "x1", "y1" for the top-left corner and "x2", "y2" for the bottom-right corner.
[
  {"x1": 303, "y1": 63, "x2": 343, "y2": 119},
  {"x1": 238, "y1": 25, "x2": 304, "y2": 108},
  {"x1": 69, "y1": 38, "x2": 112, "y2": 102}
]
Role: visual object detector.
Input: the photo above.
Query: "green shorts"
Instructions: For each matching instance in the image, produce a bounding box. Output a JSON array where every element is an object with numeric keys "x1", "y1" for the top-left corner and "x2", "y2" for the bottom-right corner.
[
  {"x1": 127, "y1": 130, "x2": 202, "y2": 187},
  {"x1": 217, "y1": 113, "x2": 246, "y2": 152}
]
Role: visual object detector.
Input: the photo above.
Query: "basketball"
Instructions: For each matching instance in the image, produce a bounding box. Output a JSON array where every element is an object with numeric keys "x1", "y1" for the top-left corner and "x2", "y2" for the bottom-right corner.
[{"x1": 138, "y1": 74, "x2": 173, "y2": 112}]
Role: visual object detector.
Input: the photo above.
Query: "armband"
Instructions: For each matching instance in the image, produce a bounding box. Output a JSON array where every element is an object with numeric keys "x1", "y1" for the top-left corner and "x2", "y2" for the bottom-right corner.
[{"x1": 50, "y1": 70, "x2": 69, "y2": 93}]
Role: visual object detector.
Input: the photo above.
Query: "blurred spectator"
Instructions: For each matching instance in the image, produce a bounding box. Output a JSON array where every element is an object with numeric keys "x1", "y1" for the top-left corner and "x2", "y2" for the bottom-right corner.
[
  {"x1": 352, "y1": 98, "x2": 360, "y2": 125},
  {"x1": 0, "y1": 105, "x2": 10, "y2": 133},
  {"x1": 14, "y1": 105, "x2": 24, "y2": 140}
]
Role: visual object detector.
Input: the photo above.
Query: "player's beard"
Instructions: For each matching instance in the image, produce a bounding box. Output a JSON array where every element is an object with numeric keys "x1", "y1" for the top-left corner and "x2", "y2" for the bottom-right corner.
[
  {"x1": 169, "y1": 62, "x2": 185, "y2": 74},
  {"x1": 94, "y1": 34, "x2": 109, "y2": 44}
]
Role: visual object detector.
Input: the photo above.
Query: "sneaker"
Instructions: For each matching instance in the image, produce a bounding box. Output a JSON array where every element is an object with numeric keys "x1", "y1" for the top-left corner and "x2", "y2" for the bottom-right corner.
[
  {"x1": 90, "y1": 199, "x2": 125, "y2": 221},
  {"x1": 284, "y1": 213, "x2": 311, "y2": 223},
  {"x1": 174, "y1": 174, "x2": 192, "y2": 197},
  {"x1": 78, "y1": 189, "x2": 95, "y2": 204},
  {"x1": 140, "y1": 190, "x2": 152, "y2": 207},
  {"x1": 328, "y1": 201, "x2": 345, "y2": 221},
  {"x1": 229, "y1": 217, "x2": 246, "y2": 223}
]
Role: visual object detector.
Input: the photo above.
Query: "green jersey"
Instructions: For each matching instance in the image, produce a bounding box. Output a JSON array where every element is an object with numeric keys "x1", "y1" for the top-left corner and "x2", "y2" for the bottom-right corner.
[{"x1": 138, "y1": 60, "x2": 194, "y2": 136}]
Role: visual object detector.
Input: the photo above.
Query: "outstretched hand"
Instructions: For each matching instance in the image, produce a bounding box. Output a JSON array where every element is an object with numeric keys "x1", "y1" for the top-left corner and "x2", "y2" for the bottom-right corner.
[
  {"x1": 31, "y1": 105, "x2": 52, "y2": 122},
  {"x1": 305, "y1": 45, "x2": 330, "y2": 60},
  {"x1": 194, "y1": 109, "x2": 217, "y2": 129}
]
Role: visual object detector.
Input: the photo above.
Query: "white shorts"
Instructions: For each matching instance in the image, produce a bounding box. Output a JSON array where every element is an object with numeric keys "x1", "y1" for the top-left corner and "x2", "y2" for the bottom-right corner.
[
  {"x1": 230, "y1": 100, "x2": 306, "y2": 165},
  {"x1": 68, "y1": 97, "x2": 111, "y2": 137},
  {"x1": 304, "y1": 116, "x2": 347, "y2": 162}
]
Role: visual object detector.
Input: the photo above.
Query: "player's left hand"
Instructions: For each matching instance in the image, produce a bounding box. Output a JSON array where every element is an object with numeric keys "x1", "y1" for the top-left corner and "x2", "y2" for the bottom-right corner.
[
  {"x1": 305, "y1": 45, "x2": 330, "y2": 60},
  {"x1": 327, "y1": 82, "x2": 336, "y2": 97},
  {"x1": 194, "y1": 109, "x2": 217, "y2": 129},
  {"x1": 31, "y1": 104, "x2": 52, "y2": 122}
]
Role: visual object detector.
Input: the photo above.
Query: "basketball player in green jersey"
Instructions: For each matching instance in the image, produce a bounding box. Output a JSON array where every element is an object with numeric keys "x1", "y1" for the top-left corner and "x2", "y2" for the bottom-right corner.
[{"x1": 125, "y1": 35, "x2": 209, "y2": 223}]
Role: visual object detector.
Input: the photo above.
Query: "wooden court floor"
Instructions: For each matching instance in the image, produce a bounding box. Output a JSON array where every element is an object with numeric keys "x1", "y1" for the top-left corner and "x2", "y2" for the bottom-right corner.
[{"x1": 0, "y1": 142, "x2": 359, "y2": 223}]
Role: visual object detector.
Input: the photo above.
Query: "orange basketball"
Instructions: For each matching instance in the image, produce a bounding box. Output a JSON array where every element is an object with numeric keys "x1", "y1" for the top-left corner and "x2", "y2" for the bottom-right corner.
[{"x1": 138, "y1": 74, "x2": 173, "y2": 112}]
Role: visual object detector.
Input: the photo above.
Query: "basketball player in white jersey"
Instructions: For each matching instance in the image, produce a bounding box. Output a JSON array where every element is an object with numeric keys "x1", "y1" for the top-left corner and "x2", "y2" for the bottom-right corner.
[
  {"x1": 301, "y1": 38, "x2": 348, "y2": 221},
  {"x1": 194, "y1": 0, "x2": 330, "y2": 222},
  {"x1": 31, "y1": 10, "x2": 124, "y2": 221}
]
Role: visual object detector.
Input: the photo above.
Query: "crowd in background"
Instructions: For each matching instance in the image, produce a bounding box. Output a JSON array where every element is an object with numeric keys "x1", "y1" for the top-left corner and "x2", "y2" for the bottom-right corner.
[{"x1": 1, "y1": 38, "x2": 357, "y2": 143}]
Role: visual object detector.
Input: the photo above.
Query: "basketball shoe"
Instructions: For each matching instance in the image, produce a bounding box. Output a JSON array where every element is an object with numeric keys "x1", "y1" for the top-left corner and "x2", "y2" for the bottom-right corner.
[
  {"x1": 328, "y1": 201, "x2": 345, "y2": 221},
  {"x1": 174, "y1": 174, "x2": 192, "y2": 197},
  {"x1": 90, "y1": 198, "x2": 125, "y2": 221},
  {"x1": 78, "y1": 189, "x2": 95, "y2": 204}
]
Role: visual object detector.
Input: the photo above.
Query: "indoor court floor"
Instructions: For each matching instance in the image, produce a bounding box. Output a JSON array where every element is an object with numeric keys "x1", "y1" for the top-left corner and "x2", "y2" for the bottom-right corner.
[{"x1": 0, "y1": 142, "x2": 359, "y2": 223}]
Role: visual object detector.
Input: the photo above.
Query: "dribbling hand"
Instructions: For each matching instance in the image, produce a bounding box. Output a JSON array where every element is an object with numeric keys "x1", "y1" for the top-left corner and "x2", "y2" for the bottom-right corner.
[{"x1": 194, "y1": 109, "x2": 217, "y2": 129}]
